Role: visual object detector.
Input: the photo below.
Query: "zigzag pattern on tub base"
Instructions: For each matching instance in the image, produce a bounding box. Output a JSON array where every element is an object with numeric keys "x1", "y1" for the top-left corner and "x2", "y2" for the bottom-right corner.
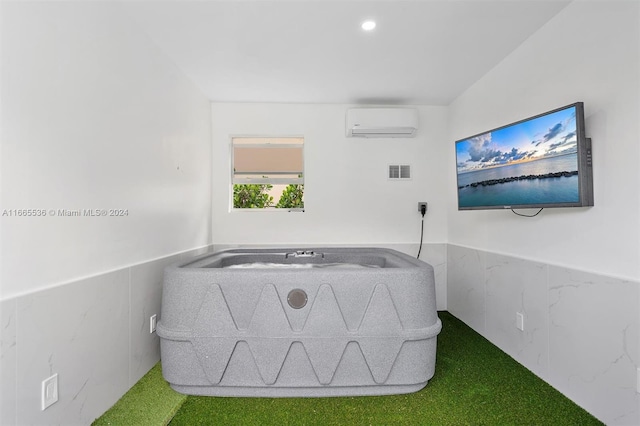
[{"x1": 179, "y1": 283, "x2": 440, "y2": 391}]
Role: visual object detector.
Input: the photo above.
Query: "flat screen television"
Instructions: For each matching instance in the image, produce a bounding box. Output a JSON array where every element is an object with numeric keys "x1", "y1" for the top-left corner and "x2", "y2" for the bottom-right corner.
[{"x1": 455, "y1": 102, "x2": 593, "y2": 211}]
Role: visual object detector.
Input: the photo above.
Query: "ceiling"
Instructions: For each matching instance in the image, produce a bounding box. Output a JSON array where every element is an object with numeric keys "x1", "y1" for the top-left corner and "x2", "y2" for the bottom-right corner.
[{"x1": 122, "y1": 0, "x2": 572, "y2": 105}]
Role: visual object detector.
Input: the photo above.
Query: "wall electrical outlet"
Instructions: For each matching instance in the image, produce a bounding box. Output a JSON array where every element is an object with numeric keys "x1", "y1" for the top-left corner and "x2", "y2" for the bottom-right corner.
[
  {"x1": 41, "y1": 374, "x2": 59, "y2": 410},
  {"x1": 516, "y1": 312, "x2": 524, "y2": 331},
  {"x1": 150, "y1": 314, "x2": 157, "y2": 334},
  {"x1": 418, "y1": 202, "x2": 428, "y2": 213}
]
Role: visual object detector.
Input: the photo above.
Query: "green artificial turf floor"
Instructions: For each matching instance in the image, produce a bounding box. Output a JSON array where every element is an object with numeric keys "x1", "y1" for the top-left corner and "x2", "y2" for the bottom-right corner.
[
  {"x1": 95, "y1": 311, "x2": 602, "y2": 425},
  {"x1": 92, "y1": 362, "x2": 186, "y2": 426}
]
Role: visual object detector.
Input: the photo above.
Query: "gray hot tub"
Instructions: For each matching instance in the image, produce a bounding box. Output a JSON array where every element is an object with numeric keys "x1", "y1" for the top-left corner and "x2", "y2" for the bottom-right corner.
[{"x1": 158, "y1": 247, "x2": 441, "y2": 397}]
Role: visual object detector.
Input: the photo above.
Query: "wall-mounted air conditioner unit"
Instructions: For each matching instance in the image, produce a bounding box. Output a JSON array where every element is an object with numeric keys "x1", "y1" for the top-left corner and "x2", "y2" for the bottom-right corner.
[{"x1": 346, "y1": 108, "x2": 418, "y2": 138}]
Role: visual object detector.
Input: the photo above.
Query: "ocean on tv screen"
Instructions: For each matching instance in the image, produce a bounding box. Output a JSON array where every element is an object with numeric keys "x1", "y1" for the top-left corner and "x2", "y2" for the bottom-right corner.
[{"x1": 457, "y1": 153, "x2": 580, "y2": 207}]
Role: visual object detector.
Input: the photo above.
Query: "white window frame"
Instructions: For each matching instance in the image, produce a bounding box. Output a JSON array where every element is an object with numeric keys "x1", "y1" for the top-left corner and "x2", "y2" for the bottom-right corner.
[{"x1": 230, "y1": 136, "x2": 305, "y2": 211}]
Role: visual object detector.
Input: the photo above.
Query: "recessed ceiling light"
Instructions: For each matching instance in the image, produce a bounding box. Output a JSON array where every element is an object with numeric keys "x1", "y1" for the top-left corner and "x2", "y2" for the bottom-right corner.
[{"x1": 361, "y1": 20, "x2": 376, "y2": 31}]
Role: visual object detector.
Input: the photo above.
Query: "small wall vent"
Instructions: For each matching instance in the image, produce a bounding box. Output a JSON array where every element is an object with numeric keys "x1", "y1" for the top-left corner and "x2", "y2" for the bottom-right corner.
[{"x1": 388, "y1": 164, "x2": 411, "y2": 180}]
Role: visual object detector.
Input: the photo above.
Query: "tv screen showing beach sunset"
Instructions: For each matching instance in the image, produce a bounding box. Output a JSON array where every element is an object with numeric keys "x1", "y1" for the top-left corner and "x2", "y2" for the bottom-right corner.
[{"x1": 456, "y1": 105, "x2": 580, "y2": 209}]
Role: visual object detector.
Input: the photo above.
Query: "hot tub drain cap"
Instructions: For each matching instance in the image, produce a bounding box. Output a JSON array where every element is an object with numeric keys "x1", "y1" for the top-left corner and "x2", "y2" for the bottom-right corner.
[{"x1": 287, "y1": 289, "x2": 307, "y2": 309}]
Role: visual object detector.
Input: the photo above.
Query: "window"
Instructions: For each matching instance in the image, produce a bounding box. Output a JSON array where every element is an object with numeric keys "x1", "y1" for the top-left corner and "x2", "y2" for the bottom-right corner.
[{"x1": 232, "y1": 137, "x2": 304, "y2": 210}]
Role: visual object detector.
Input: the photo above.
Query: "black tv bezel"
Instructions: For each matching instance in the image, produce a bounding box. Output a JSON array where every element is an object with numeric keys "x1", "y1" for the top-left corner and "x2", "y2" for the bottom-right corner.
[{"x1": 455, "y1": 102, "x2": 593, "y2": 211}]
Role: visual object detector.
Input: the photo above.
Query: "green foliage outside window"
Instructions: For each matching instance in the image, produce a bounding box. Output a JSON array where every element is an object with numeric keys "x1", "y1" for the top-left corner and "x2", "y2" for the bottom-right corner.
[
  {"x1": 233, "y1": 183, "x2": 274, "y2": 208},
  {"x1": 233, "y1": 181, "x2": 304, "y2": 209},
  {"x1": 275, "y1": 183, "x2": 304, "y2": 209}
]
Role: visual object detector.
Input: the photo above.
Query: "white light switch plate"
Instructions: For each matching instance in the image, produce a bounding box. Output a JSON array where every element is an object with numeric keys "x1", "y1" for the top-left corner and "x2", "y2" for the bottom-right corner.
[
  {"x1": 516, "y1": 312, "x2": 524, "y2": 331},
  {"x1": 41, "y1": 374, "x2": 59, "y2": 410},
  {"x1": 150, "y1": 314, "x2": 157, "y2": 334}
]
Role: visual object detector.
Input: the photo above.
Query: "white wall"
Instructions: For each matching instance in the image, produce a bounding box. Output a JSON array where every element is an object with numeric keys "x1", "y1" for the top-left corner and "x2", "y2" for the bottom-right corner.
[
  {"x1": 0, "y1": 1, "x2": 212, "y2": 300},
  {"x1": 0, "y1": 2, "x2": 212, "y2": 424},
  {"x1": 211, "y1": 103, "x2": 448, "y2": 245},
  {"x1": 447, "y1": 0, "x2": 640, "y2": 281},
  {"x1": 210, "y1": 103, "x2": 450, "y2": 308},
  {"x1": 446, "y1": 2, "x2": 640, "y2": 424}
]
